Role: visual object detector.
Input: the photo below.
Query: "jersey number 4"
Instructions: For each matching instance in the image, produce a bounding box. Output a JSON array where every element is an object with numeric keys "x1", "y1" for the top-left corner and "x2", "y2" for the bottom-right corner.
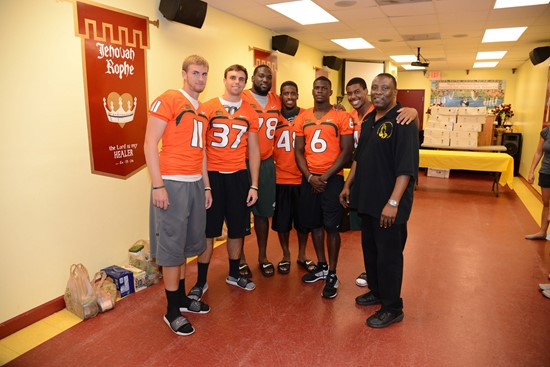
[
  {"x1": 276, "y1": 130, "x2": 296, "y2": 152},
  {"x1": 211, "y1": 123, "x2": 247, "y2": 148}
]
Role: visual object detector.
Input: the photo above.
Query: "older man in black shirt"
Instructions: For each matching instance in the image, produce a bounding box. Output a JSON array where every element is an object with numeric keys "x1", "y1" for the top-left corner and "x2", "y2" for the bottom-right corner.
[{"x1": 340, "y1": 73, "x2": 419, "y2": 328}]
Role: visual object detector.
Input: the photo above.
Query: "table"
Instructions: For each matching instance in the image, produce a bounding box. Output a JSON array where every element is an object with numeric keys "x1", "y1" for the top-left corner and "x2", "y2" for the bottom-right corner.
[
  {"x1": 419, "y1": 149, "x2": 514, "y2": 196},
  {"x1": 421, "y1": 143, "x2": 507, "y2": 152}
]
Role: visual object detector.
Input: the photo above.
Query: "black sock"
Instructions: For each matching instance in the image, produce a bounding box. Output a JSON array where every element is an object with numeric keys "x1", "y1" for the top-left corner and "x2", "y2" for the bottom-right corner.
[
  {"x1": 229, "y1": 259, "x2": 240, "y2": 279},
  {"x1": 165, "y1": 289, "x2": 181, "y2": 320},
  {"x1": 178, "y1": 278, "x2": 192, "y2": 308},
  {"x1": 318, "y1": 261, "x2": 328, "y2": 269},
  {"x1": 196, "y1": 262, "x2": 210, "y2": 288}
]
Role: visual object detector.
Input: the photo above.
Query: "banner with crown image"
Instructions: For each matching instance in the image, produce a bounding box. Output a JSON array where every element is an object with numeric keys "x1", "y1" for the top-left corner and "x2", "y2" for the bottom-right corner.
[
  {"x1": 253, "y1": 48, "x2": 277, "y2": 93},
  {"x1": 74, "y1": 0, "x2": 149, "y2": 178}
]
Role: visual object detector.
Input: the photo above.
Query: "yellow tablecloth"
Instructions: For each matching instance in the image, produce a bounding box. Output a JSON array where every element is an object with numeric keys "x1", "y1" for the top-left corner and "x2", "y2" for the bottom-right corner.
[{"x1": 419, "y1": 149, "x2": 514, "y2": 189}]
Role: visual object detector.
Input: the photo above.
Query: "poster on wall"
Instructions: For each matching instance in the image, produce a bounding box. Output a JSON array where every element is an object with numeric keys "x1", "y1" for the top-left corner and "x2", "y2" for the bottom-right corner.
[
  {"x1": 253, "y1": 48, "x2": 277, "y2": 93},
  {"x1": 544, "y1": 67, "x2": 550, "y2": 127},
  {"x1": 74, "y1": 0, "x2": 149, "y2": 179},
  {"x1": 430, "y1": 80, "x2": 505, "y2": 108}
]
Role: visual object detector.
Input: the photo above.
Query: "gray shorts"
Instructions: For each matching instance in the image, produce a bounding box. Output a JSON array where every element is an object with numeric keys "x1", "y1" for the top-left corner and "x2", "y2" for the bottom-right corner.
[{"x1": 149, "y1": 180, "x2": 206, "y2": 267}]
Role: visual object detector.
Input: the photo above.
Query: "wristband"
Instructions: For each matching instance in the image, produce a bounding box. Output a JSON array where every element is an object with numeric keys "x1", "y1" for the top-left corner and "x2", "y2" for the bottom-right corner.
[
  {"x1": 307, "y1": 174, "x2": 313, "y2": 183},
  {"x1": 250, "y1": 185, "x2": 259, "y2": 191},
  {"x1": 152, "y1": 185, "x2": 165, "y2": 190},
  {"x1": 204, "y1": 187, "x2": 211, "y2": 191}
]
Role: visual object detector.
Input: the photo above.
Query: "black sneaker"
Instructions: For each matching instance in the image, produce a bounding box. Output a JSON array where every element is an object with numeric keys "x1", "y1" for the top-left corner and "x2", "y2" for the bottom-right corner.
[
  {"x1": 355, "y1": 291, "x2": 381, "y2": 306},
  {"x1": 366, "y1": 310, "x2": 404, "y2": 328},
  {"x1": 302, "y1": 264, "x2": 328, "y2": 283},
  {"x1": 322, "y1": 273, "x2": 339, "y2": 299}
]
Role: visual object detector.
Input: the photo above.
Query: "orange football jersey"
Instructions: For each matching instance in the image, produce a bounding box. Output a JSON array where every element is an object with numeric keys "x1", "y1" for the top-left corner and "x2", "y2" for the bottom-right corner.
[
  {"x1": 202, "y1": 98, "x2": 259, "y2": 172},
  {"x1": 273, "y1": 109, "x2": 304, "y2": 184},
  {"x1": 294, "y1": 108, "x2": 353, "y2": 175},
  {"x1": 148, "y1": 89, "x2": 208, "y2": 176},
  {"x1": 351, "y1": 105, "x2": 374, "y2": 148},
  {"x1": 242, "y1": 90, "x2": 281, "y2": 160}
]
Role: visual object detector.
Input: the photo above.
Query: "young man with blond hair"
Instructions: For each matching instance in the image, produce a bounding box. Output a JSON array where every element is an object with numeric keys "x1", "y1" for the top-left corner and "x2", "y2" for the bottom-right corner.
[{"x1": 145, "y1": 54, "x2": 212, "y2": 337}]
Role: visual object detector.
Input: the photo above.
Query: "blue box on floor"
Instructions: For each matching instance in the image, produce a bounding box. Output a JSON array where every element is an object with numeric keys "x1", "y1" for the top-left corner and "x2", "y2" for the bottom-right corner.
[{"x1": 102, "y1": 265, "x2": 134, "y2": 297}]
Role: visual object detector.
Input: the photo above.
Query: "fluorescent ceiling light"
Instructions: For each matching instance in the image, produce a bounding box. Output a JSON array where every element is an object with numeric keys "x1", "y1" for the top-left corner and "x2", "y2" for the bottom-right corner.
[
  {"x1": 390, "y1": 55, "x2": 417, "y2": 63},
  {"x1": 331, "y1": 38, "x2": 374, "y2": 50},
  {"x1": 494, "y1": 0, "x2": 549, "y2": 9},
  {"x1": 267, "y1": 0, "x2": 338, "y2": 25},
  {"x1": 482, "y1": 27, "x2": 527, "y2": 43},
  {"x1": 476, "y1": 51, "x2": 507, "y2": 60},
  {"x1": 473, "y1": 61, "x2": 499, "y2": 68},
  {"x1": 401, "y1": 64, "x2": 425, "y2": 70}
]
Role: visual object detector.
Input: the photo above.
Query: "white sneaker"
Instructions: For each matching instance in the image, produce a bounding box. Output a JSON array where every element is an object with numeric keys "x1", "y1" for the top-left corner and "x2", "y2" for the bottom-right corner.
[
  {"x1": 355, "y1": 272, "x2": 368, "y2": 287},
  {"x1": 539, "y1": 283, "x2": 550, "y2": 291},
  {"x1": 543, "y1": 289, "x2": 550, "y2": 299}
]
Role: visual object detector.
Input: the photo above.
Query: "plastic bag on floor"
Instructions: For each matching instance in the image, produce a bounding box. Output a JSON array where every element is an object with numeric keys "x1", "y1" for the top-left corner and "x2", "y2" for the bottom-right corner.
[
  {"x1": 64, "y1": 264, "x2": 99, "y2": 320},
  {"x1": 93, "y1": 271, "x2": 116, "y2": 312}
]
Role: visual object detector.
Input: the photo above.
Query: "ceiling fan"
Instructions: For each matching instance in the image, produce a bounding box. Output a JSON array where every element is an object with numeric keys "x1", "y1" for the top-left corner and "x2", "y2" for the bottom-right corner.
[{"x1": 411, "y1": 47, "x2": 430, "y2": 67}]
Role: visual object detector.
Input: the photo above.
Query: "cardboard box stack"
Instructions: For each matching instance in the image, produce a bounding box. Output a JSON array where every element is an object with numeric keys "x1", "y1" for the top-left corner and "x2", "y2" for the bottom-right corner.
[
  {"x1": 452, "y1": 107, "x2": 486, "y2": 147},
  {"x1": 424, "y1": 107, "x2": 458, "y2": 146},
  {"x1": 425, "y1": 106, "x2": 487, "y2": 148}
]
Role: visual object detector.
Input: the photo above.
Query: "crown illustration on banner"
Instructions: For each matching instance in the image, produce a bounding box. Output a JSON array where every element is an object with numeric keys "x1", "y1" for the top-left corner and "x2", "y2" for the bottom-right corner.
[{"x1": 103, "y1": 92, "x2": 137, "y2": 127}]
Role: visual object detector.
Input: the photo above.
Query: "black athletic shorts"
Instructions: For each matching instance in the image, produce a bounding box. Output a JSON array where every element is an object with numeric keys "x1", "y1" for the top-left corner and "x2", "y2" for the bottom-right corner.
[
  {"x1": 539, "y1": 172, "x2": 550, "y2": 188},
  {"x1": 272, "y1": 183, "x2": 306, "y2": 233},
  {"x1": 206, "y1": 170, "x2": 251, "y2": 239},
  {"x1": 298, "y1": 174, "x2": 344, "y2": 232}
]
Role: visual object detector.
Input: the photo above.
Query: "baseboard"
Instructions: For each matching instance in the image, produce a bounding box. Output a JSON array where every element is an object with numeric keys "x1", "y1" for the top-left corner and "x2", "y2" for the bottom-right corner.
[
  {"x1": 0, "y1": 296, "x2": 65, "y2": 339},
  {"x1": 519, "y1": 175, "x2": 543, "y2": 203}
]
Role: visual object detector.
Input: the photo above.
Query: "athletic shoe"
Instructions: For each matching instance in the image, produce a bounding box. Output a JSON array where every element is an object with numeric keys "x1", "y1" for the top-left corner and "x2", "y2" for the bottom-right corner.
[
  {"x1": 355, "y1": 272, "x2": 368, "y2": 287},
  {"x1": 366, "y1": 310, "x2": 404, "y2": 328},
  {"x1": 188, "y1": 283, "x2": 208, "y2": 301},
  {"x1": 226, "y1": 275, "x2": 256, "y2": 291},
  {"x1": 322, "y1": 273, "x2": 339, "y2": 299},
  {"x1": 355, "y1": 291, "x2": 381, "y2": 306},
  {"x1": 538, "y1": 283, "x2": 550, "y2": 291},
  {"x1": 543, "y1": 289, "x2": 550, "y2": 299},
  {"x1": 301, "y1": 264, "x2": 328, "y2": 283},
  {"x1": 179, "y1": 299, "x2": 210, "y2": 314}
]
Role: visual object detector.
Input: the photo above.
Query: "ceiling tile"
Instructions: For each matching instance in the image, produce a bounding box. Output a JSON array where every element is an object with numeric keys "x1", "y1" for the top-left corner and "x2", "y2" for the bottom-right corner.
[{"x1": 379, "y1": 2, "x2": 436, "y2": 17}]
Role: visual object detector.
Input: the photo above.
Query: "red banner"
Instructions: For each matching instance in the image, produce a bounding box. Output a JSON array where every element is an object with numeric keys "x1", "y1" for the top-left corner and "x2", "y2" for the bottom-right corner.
[
  {"x1": 253, "y1": 49, "x2": 277, "y2": 93},
  {"x1": 74, "y1": 1, "x2": 149, "y2": 178},
  {"x1": 315, "y1": 67, "x2": 329, "y2": 79}
]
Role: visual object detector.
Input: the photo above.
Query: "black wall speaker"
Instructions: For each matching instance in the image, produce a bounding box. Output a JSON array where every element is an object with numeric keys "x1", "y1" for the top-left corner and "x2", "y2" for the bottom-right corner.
[
  {"x1": 529, "y1": 46, "x2": 550, "y2": 65},
  {"x1": 159, "y1": 0, "x2": 207, "y2": 29},
  {"x1": 272, "y1": 35, "x2": 299, "y2": 56},
  {"x1": 323, "y1": 56, "x2": 342, "y2": 70},
  {"x1": 502, "y1": 133, "x2": 522, "y2": 176}
]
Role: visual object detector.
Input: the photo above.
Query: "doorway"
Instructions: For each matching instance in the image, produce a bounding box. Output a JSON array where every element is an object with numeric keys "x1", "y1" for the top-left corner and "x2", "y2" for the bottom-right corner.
[{"x1": 396, "y1": 89, "x2": 425, "y2": 130}]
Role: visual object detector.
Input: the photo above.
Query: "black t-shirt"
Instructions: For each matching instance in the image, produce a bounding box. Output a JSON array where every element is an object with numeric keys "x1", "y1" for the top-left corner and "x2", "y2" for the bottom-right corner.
[{"x1": 350, "y1": 102, "x2": 419, "y2": 223}]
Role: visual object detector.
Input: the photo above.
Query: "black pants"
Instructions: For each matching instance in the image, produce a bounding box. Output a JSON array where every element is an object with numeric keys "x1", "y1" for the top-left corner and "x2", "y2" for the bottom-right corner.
[{"x1": 360, "y1": 214, "x2": 407, "y2": 313}]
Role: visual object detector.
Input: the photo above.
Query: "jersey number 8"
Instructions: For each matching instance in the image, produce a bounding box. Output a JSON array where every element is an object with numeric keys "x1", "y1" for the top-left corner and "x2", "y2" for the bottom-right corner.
[{"x1": 258, "y1": 117, "x2": 278, "y2": 140}]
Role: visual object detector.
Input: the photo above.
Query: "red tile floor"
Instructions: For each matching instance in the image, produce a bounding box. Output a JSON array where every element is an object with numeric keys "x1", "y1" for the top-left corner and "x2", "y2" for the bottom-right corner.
[{"x1": 6, "y1": 172, "x2": 550, "y2": 366}]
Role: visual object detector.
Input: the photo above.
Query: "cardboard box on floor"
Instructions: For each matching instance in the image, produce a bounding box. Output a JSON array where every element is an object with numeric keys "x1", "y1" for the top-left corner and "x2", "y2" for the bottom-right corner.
[{"x1": 427, "y1": 168, "x2": 450, "y2": 178}]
